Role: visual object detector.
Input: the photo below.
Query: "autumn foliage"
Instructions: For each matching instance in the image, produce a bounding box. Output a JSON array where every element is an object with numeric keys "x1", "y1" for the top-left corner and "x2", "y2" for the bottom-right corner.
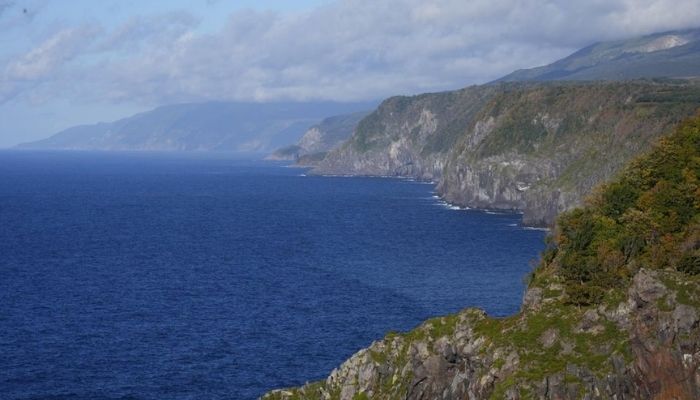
[{"x1": 545, "y1": 113, "x2": 700, "y2": 305}]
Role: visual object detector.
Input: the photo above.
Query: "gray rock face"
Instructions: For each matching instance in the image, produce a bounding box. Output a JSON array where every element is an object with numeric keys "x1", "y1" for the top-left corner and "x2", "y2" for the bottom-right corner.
[
  {"x1": 313, "y1": 81, "x2": 700, "y2": 226},
  {"x1": 314, "y1": 86, "x2": 498, "y2": 181}
]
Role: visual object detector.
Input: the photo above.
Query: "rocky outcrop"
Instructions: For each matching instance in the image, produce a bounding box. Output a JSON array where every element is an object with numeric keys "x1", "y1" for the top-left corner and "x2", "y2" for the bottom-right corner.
[
  {"x1": 263, "y1": 269, "x2": 700, "y2": 400},
  {"x1": 313, "y1": 81, "x2": 700, "y2": 226}
]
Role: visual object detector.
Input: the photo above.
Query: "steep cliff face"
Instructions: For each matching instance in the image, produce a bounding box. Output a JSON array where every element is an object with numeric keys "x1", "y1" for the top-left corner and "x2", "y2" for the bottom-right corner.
[
  {"x1": 314, "y1": 86, "x2": 499, "y2": 181},
  {"x1": 313, "y1": 81, "x2": 700, "y2": 226},
  {"x1": 263, "y1": 114, "x2": 700, "y2": 399},
  {"x1": 267, "y1": 112, "x2": 370, "y2": 164}
]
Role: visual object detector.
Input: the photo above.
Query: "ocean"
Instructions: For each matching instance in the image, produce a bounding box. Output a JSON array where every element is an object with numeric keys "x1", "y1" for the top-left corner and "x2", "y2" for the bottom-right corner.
[{"x1": 0, "y1": 151, "x2": 545, "y2": 399}]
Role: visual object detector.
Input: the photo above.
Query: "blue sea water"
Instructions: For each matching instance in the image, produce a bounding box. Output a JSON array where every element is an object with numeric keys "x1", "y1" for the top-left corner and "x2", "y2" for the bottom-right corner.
[{"x1": 0, "y1": 151, "x2": 545, "y2": 400}]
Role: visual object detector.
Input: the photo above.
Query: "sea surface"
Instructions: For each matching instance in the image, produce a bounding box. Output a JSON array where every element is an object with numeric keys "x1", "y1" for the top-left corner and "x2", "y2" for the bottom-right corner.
[{"x1": 0, "y1": 151, "x2": 545, "y2": 400}]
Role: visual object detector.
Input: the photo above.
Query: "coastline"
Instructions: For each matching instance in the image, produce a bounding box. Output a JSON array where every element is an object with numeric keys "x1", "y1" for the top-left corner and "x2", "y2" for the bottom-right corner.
[{"x1": 289, "y1": 162, "x2": 550, "y2": 229}]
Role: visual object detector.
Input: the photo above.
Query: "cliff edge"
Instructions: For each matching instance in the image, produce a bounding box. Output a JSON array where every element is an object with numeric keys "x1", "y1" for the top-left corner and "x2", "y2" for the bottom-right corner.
[
  {"x1": 267, "y1": 112, "x2": 369, "y2": 164},
  {"x1": 312, "y1": 81, "x2": 700, "y2": 226},
  {"x1": 263, "y1": 114, "x2": 700, "y2": 399}
]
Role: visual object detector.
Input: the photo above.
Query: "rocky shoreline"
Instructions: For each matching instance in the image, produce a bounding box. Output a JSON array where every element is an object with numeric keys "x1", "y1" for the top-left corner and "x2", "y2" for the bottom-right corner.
[
  {"x1": 264, "y1": 269, "x2": 700, "y2": 399},
  {"x1": 309, "y1": 81, "x2": 700, "y2": 227}
]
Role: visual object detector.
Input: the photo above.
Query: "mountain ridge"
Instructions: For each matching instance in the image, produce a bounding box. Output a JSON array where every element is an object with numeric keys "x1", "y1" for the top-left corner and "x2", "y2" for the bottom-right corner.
[
  {"x1": 18, "y1": 101, "x2": 376, "y2": 153},
  {"x1": 497, "y1": 28, "x2": 700, "y2": 82}
]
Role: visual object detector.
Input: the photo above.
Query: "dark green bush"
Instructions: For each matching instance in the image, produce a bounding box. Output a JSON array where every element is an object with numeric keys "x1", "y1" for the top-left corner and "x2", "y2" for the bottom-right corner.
[
  {"x1": 547, "y1": 113, "x2": 700, "y2": 305},
  {"x1": 678, "y1": 253, "x2": 700, "y2": 275}
]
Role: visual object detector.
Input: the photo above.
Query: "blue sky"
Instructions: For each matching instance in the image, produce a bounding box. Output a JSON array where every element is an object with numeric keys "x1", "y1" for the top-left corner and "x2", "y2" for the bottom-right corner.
[
  {"x1": 1, "y1": 0, "x2": 700, "y2": 147},
  {"x1": 0, "y1": 0, "x2": 330, "y2": 146}
]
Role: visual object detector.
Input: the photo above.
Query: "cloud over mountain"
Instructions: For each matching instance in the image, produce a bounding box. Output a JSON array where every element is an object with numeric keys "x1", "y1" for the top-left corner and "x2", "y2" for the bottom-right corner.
[{"x1": 2, "y1": 0, "x2": 700, "y2": 106}]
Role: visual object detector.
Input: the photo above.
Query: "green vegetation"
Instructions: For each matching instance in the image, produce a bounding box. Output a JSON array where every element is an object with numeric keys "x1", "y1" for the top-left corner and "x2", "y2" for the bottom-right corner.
[
  {"x1": 351, "y1": 95, "x2": 421, "y2": 153},
  {"x1": 272, "y1": 145, "x2": 302, "y2": 158},
  {"x1": 476, "y1": 90, "x2": 551, "y2": 157},
  {"x1": 636, "y1": 87, "x2": 700, "y2": 104},
  {"x1": 426, "y1": 314, "x2": 460, "y2": 338},
  {"x1": 660, "y1": 272, "x2": 700, "y2": 307},
  {"x1": 263, "y1": 382, "x2": 325, "y2": 400},
  {"x1": 297, "y1": 152, "x2": 328, "y2": 165},
  {"x1": 420, "y1": 87, "x2": 499, "y2": 156},
  {"x1": 351, "y1": 87, "x2": 500, "y2": 155},
  {"x1": 475, "y1": 299, "x2": 630, "y2": 391},
  {"x1": 473, "y1": 83, "x2": 700, "y2": 160},
  {"x1": 543, "y1": 113, "x2": 700, "y2": 305}
]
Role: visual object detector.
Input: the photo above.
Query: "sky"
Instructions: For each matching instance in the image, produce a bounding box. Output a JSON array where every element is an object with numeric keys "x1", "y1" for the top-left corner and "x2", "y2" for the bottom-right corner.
[{"x1": 1, "y1": 0, "x2": 700, "y2": 147}]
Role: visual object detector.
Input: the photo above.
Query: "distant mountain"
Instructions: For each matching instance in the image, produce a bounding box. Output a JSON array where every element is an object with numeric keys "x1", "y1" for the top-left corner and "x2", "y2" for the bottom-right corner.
[
  {"x1": 498, "y1": 28, "x2": 700, "y2": 82},
  {"x1": 266, "y1": 111, "x2": 370, "y2": 164},
  {"x1": 18, "y1": 101, "x2": 375, "y2": 153}
]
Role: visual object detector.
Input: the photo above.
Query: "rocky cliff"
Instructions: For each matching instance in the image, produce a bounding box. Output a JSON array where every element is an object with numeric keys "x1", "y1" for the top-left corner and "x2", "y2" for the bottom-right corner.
[
  {"x1": 313, "y1": 81, "x2": 700, "y2": 226},
  {"x1": 263, "y1": 113, "x2": 700, "y2": 399},
  {"x1": 265, "y1": 270, "x2": 699, "y2": 399},
  {"x1": 267, "y1": 112, "x2": 370, "y2": 164}
]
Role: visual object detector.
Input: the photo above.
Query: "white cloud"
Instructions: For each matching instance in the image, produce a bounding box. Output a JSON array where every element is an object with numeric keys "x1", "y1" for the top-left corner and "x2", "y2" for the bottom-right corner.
[
  {"x1": 2, "y1": 0, "x2": 700, "y2": 106},
  {"x1": 6, "y1": 26, "x2": 98, "y2": 80}
]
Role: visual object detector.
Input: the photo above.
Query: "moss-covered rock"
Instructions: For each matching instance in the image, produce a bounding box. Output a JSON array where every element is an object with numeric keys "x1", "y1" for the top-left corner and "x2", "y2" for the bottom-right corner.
[{"x1": 262, "y1": 268, "x2": 699, "y2": 399}]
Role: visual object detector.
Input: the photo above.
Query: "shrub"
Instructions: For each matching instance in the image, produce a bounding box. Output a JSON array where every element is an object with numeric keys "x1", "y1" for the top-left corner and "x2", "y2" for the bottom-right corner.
[{"x1": 545, "y1": 113, "x2": 700, "y2": 305}]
